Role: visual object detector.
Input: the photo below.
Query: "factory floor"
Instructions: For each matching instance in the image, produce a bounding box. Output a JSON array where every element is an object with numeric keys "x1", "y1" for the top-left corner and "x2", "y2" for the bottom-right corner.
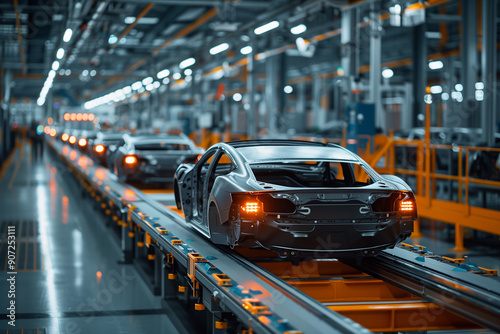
[
  {"x1": 0, "y1": 140, "x2": 180, "y2": 334},
  {"x1": 0, "y1": 139, "x2": 499, "y2": 334}
]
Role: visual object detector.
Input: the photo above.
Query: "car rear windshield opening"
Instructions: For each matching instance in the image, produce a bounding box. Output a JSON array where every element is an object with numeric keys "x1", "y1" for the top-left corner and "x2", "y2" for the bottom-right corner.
[
  {"x1": 250, "y1": 161, "x2": 374, "y2": 188},
  {"x1": 135, "y1": 143, "x2": 189, "y2": 151}
]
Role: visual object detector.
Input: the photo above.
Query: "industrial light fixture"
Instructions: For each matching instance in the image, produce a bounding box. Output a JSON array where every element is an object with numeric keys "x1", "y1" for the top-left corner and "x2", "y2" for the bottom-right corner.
[
  {"x1": 240, "y1": 46, "x2": 252, "y2": 55},
  {"x1": 56, "y1": 48, "x2": 65, "y2": 59},
  {"x1": 475, "y1": 90, "x2": 484, "y2": 101},
  {"x1": 146, "y1": 83, "x2": 154, "y2": 91},
  {"x1": 82, "y1": 69, "x2": 89, "y2": 76},
  {"x1": 172, "y1": 73, "x2": 181, "y2": 80},
  {"x1": 132, "y1": 81, "x2": 142, "y2": 90},
  {"x1": 284, "y1": 85, "x2": 293, "y2": 94},
  {"x1": 184, "y1": 69, "x2": 192, "y2": 76},
  {"x1": 233, "y1": 93, "x2": 242, "y2": 102},
  {"x1": 210, "y1": 43, "x2": 229, "y2": 55},
  {"x1": 430, "y1": 85, "x2": 442, "y2": 94},
  {"x1": 90, "y1": 70, "x2": 97, "y2": 76},
  {"x1": 63, "y1": 28, "x2": 73, "y2": 42},
  {"x1": 123, "y1": 86, "x2": 132, "y2": 94},
  {"x1": 388, "y1": 3, "x2": 402, "y2": 27},
  {"x1": 382, "y1": 68, "x2": 394, "y2": 79},
  {"x1": 124, "y1": 17, "x2": 159, "y2": 25},
  {"x1": 254, "y1": 20, "x2": 279, "y2": 35},
  {"x1": 48, "y1": 70, "x2": 56, "y2": 79},
  {"x1": 475, "y1": 82, "x2": 484, "y2": 90},
  {"x1": 441, "y1": 92, "x2": 449, "y2": 101},
  {"x1": 162, "y1": 78, "x2": 170, "y2": 85},
  {"x1": 153, "y1": 81, "x2": 160, "y2": 89},
  {"x1": 108, "y1": 35, "x2": 118, "y2": 44},
  {"x1": 290, "y1": 24, "x2": 307, "y2": 35},
  {"x1": 454, "y1": 84, "x2": 463, "y2": 92},
  {"x1": 428, "y1": 60, "x2": 443, "y2": 70},
  {"x1": 142, "y1": 77, "x2": 153, "y2": 85},
  {"x1": 179, "y1": 57, "x2": 195, "y2": 69},
  {"x1": 52, "y1": 61, "x2": 60, "y2": 71},
  {"x1": 157, "y1": 69, "x2": 170, "y2": 79},
  {"x1": 65, "y1": 69, "x2": 71, "y2": 75}
]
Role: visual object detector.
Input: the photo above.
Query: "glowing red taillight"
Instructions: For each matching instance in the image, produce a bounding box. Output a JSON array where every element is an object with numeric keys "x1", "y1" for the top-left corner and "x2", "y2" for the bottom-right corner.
[
  {"x1": 124, "y1": 155, "x2": 137, "y2": 165},
  {"x1": 400, "y1": 200, "x2": 414, "y2": 211},
  {"x1": 241, "y1": 202, "x2": 261, "y2": 213},
  {"x1": 94, "y1": 144, "x2": 105, "y2": 153}
]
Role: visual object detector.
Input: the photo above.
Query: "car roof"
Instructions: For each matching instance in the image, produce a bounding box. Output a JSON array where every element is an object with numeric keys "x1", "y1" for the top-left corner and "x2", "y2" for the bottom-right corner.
[{"x1": 222, "y1": 140, "x2": 359, "y2": 163}]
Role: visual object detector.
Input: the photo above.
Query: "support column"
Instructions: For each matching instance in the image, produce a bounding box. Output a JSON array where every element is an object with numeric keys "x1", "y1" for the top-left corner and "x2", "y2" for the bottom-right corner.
[
  {"x1": 265, "y1": 56, "x2": 277, "y2": 134},
  {"x1": 277, "y1": 52, "x2": 287, "y2": 133},
  {"x1": 462, "y1": 0, "x2": 478, "y2": 127},
  {"x1": 341, "y1": 7, "x2": 357, "y2": 105},
  {"x1": 369, "y1": 7, "x2": 383, "y2": 131},
  {"x1": 246, "y1": 42, "x2": 257, "y2": 137},
  {"x1": 312, "y1": 73, "x2": 321, "y2": 130},
  {"x1": 481, "y1": 0, "x2": 497, "y2": 146},
  {"x1": 412, "y1": 23, "x2": 427, "y2": 127}
]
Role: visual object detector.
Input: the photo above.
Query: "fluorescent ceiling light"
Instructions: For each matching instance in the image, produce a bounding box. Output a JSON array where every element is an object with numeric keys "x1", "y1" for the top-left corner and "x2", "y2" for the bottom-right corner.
[
  {"x1": 284, "y1": 85, "x2": 293, "y2": 94},
  {"x1": 428, "y1": 60, "x2": 443, "y2": 70},
  {"x1": 430, "y1": 85, "x2": 442, "y2": 94},
  {"x1": 108, "y1": 35, "x2": 118, "y2": 44},
  {"x1": 52, "y1": 61, "x2": 60, "y2": 70},
  {"x1": 142, "y1": 77, "x2": 153, "y2": 85},
  {"x1": 172, "y1": 73, "x2": 181, "y2": 80},
  {"x1": 184, "y1": 69, "x2": 192, "y2": 76},
  {"x1": 475, "y1": 82, "x2": 484, "y2": 90},
  {"x1": 132, "y1": 81, "x2": 142, "y2": 90},
  {"x1": 56, "y1": 48, "x2": 65, "y2": 59},
  {"x1": 124, "y1": 17, "x2": 159, "y2": 24},
  {"x1": 240, "y1": 46, "x2": 252, "y2": 55},
  {"x1": 233, "y1": 93, "x2": 242, "y2": 102},
  {"x1": 157, "y1": 69, "x2": 170, "y2": 79},
  {"x1": 63, "y1": 28, "x2": 73, "y2": 42},
  {"x1": 179, "y1": 57, "x2": 195, "y2": 69},
  {"x1": 153, "y1": 81, "x2": 160, "y2": 89},
  {"x1": 382, "y1": 68, "x2": 394, "y2": 78},
  {"x1": 48, "y1": 70, "x2": 56, "y2": 78},
  {"x1": 209, "y1": 43, "x2": 229, "y2": 55},
  {"x1": 254, "y1": 20, "x2": 279, "y2": 35},
  {"x1": 290, "y1": 24, "x2": 307, "y2": 35},
  {"x1": 146, "y1": 83, "x2": 154, "y2": 91},
  {"x1": 123, "y1": 86, "x2": 132, "y2": 94}
]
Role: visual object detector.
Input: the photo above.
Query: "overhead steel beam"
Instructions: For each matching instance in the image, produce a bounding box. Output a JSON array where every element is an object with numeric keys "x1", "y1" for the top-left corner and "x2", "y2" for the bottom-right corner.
[
  {"x1": 111, "y1": 0, "x2": 270, "y2": 7},
  {"x1": 111, "y1": 3, "x2": 155, "y2": 48}
]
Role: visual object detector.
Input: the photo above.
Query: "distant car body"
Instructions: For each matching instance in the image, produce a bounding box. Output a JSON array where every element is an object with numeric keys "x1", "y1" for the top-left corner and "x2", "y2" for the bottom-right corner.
[
  {"x1": 112, "y1": 133, "x2": 204, "y2": 184},
  {"x1": 89, "y1": 132, "x2": 127, "y2": 167},
  {"x1": 174, "y1": 140, "x2": 416, "y2": 259}
]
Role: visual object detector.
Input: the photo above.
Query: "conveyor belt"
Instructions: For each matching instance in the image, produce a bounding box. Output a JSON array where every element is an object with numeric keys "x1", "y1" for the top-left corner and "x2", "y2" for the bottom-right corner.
[
  {"x1": 48, "y1": 139, "x2": 500, "y2": 333},
  {"x1": 349, "y1": 246, "x2": 500, "y2": 332}
]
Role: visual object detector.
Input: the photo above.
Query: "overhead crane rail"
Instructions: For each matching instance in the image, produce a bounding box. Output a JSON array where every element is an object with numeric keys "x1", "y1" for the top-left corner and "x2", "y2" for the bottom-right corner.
[{"x1": 47, "y1": 139, "x2": 500, "y2": 333}]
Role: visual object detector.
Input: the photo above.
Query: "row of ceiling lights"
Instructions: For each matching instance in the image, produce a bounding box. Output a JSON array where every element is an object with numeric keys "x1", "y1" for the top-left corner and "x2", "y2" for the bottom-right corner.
[
  {"x1": 84, "y1": 20, "x2": 308, "y2": 110},
  {"x1": 37, "y1": 28, "x2": 74, "y2": 106}
]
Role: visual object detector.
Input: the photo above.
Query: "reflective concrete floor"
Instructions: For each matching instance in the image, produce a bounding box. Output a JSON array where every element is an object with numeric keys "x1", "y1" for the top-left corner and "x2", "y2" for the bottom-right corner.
[
  {"x1": 1, "y1": 140, "x2": 499, "y2": 333},
  {"x1": 0, "y1": 141, "x2": 180, "y2": 333}
]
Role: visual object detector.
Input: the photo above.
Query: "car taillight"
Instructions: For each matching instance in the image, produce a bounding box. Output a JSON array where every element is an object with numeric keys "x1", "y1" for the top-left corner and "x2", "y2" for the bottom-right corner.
[
  {"x1": 61, "y1": 133, "x2": 69, "y2": 142},
  {"x1": 241, "y1": 201, "x2": 261, "y2": 213},
  {"x1": 124, "y1": 155, "x2": 137, "y2": 165},
  {"x1": 95, "y1": 144, "x2": 105, "y2": 153},
  {"x1": 78, "y1": 138, "x2": 87, "y2": 147},
  {"x1": 69, "y1": 136, "x2": 76, "y2": 144},
  {"x1": 400, "y1": 200, "x2": 414, "y2": 212}
]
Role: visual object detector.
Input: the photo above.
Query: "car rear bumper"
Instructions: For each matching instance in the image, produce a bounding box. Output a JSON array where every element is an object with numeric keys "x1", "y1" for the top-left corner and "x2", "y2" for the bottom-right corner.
[{"x1": 238, "y1": 218, "x2": 414, "y2": 258}]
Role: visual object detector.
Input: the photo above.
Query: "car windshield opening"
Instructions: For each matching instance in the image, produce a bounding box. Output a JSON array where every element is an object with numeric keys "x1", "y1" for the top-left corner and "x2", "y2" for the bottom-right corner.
[{"x1": 250, "y1": 161, "x2": 374, "y2": 188}]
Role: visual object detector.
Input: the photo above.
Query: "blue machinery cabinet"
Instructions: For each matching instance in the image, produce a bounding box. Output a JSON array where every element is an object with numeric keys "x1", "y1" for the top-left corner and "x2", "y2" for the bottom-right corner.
[{"x1": 345, "y1": 103, "x2": 375, "y2": 154}]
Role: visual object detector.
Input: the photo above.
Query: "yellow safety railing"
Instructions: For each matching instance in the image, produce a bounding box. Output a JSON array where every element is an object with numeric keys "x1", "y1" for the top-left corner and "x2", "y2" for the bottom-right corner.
[{"x1": 359, "y1": 128, "x2": 500, "y2": 252}]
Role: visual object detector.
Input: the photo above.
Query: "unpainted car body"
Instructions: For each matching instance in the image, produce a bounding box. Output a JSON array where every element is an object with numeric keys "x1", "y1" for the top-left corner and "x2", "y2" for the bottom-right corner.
[
  {"x1": 174, "y1": 140, "x2": 416, "y2": 259},
  {"x1": 113, "y1": 133, "x2": 204, "y2": 184}
]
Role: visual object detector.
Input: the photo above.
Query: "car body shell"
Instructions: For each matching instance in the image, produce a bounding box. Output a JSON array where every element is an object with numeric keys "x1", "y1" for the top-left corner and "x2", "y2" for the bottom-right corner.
[{"x1": 174, "y1": 140, "x2": 416, "y2": 259}]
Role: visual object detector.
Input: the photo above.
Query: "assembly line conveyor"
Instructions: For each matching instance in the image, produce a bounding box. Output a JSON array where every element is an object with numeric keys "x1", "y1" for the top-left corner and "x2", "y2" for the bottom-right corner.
[{"x1": 47, "y1": 139, "x2": 500, "y2": 334}]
